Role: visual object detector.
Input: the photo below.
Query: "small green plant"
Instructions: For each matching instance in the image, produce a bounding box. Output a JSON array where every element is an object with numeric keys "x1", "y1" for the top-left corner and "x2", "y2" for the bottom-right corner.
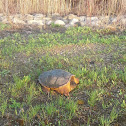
[
  {"x1": 9, "y1": 98, "x2": 21, "y2": 109},
  {"x1": 0, "y1": 99, "x2": 8, "y2": 117},
  {"x1": 51, "y1": 23, "x2": 61, "y2": 28},
  {"x1": 102, "y1": 101, "x2": 110, "y2": 109},
  {"x1": 87, "y1": 116, "x2": 91, "y2": 126},
  {"x1": 11, "y1": 75, "x2": 31, "y2": 97},
  {"x1": 57, "y1": 96, "x2": 64, "y2": 106},
  {"x1": 97, "y1": 79, "x2": 102, "y2": 87},
  {"x1": 110, "y1": 71, "x2": 117, "y2": 81},
  {"x1": 0, "y1": 69, "x2": 10, "y2": 77},
  {"x1": 121, "y1": 100, "x2": 126, "y2": 108},
  {"x1": 45, "y1": 103, "x2": 57, "y2": 116},
  {"x1": 9, "y1": 98, "x2": 21, "y2": 115},
  {"x1": 88, "y1": 90, "x2": 98, "y2": 107},
  {"x1": 0, "y1": 23, "x2": 11, "y2": 30},
  {"x1": 99, "y1": 115, "x2": 110, "y2": 126},
  {"x1": 26, "y1": 83, "x2": 37, "y2": 104},
  {"x1": 28, "y1": 105, "x2": 41, "y2": 121},
  {"x1": 65, "y1": 99, "x2": 78, "y2": 117},
  {"x1": 110, "y1": 107, "x2": 118, "y2": 122}
]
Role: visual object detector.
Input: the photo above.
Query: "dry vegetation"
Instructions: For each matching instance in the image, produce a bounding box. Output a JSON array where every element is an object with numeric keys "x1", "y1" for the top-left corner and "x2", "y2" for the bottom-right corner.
[{"x1": 0, "y1": 0, "x2": 126, "y2": 16}]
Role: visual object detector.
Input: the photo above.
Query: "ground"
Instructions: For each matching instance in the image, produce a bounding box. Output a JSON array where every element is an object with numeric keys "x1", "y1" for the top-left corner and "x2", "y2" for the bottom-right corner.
[{"x1": 0, "y1": 23, "x2": 126, "y2": 126}]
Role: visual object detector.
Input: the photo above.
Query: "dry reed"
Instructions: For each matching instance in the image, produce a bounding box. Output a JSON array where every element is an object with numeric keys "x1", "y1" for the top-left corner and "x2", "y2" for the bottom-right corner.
[{"x1": 0, "y1": 0, "x2": 125, "y2": 16}]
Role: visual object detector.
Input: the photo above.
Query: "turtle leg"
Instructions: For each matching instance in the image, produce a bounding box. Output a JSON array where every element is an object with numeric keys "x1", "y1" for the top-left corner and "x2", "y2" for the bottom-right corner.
[
  {"x1": 70, "y1": 84, "x2": 77, "y2": 91},
  {"x1": 43, "y1": 86, "x2": 57, "y2": 96},
  {"x1": 43, "y1": 86, "x2": 50, "y2": 92},
  {"x1": 64, "y1": 92, "x2": 69, "y2": 97},
  {"x1": 50, "y1": 90, "x2": 57, "y2": 96},
  {"x1": 55, "y1": 82, "x2": 71, "y2": 97}
]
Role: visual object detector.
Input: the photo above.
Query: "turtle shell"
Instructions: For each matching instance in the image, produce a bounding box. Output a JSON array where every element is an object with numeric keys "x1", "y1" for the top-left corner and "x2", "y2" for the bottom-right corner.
[{"x1": 38, "y1": 69, "x2": 73, "y2": 88}]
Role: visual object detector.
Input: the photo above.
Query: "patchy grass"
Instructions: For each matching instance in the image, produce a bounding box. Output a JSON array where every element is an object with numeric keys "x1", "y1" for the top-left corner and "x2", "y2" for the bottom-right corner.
[
  {"x1": 0, "y1": 22, "x2": 11, "y2": 31},
  {"x1": 0, "y1": 26, "x2": 126, "y2": 125}
]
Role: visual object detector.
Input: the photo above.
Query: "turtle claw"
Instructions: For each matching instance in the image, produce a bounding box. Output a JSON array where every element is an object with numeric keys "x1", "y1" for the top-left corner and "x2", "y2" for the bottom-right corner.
[
  {"x1": 64, "y1": 93, "x2": 69, "y2": 97},
  {"x1": 50, "y1": 91, "x2": 57, "y2": 96}
]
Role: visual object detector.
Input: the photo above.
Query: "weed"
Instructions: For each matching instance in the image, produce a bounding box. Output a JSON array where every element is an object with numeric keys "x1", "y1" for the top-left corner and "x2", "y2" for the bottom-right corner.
[
  {"x1": 20, "y1": 112, "x2": 28, "y2": 122},
  {"x1": 98, "y1": 73, "x2": 109, "y2": 85},
  {"x1": 45, "y1": 103, "x2": 57, "y2": 116},
  {"x1": 26, "y1": 83, "x2": 38, "y2": 104},
  {"x1": 110, "y1": 107, "x2": 118, "y2": 122},
  {"x1": 121, "y1": 100, "x2": 126, "y2": 108},
  {"x1": 87, "y1": 116, "x2": 91, "y2": 126},
  {"x1": 28, "y1": 105, "x2": 41, "y2": 121},
  {"x1": 0, "y1": 69, "x2": 10, "y2": 77},
  {"x1": 99, "y1": 115, "x2": 110, "y2": 126},
  {"x1": 88, "y1": 69, "x2": 98, "y2": 81},
  {"x1": 110, "y1": 71, "x2": 117, "y2": 81},
  {"x1": 51, "y1": 23, "x2": 61, "y2": 28},
  {"x1": 9, "y1": 98, "x2": 21, "y2": 109},
  {"x1": 102, "y1": 101, "x2": 108, "y2": 109},
  {"x1": 65, "y1": 99, "x2": 78, "y2": 117},
  {"x1": 97, "y1": 79, "x2": 103, "y2": 87},
  {"x1": 118, "y1": 68, "x2": 126, "y2": 83},
  {"x1": 0, "y1": 23, "x2": 11, "y2": 31},
  {"x1": 57, "y1": 96, "x2": 64, "y2": 107},
  {"x1": 88, "y1": 90, "x2": 98, "y2": 107},
  {"x1": 10, "y1": 75, "x2": 31, "y2": 97},
  {"x1": 0, "y1": 99, "x2": 7, "y2": 117}
]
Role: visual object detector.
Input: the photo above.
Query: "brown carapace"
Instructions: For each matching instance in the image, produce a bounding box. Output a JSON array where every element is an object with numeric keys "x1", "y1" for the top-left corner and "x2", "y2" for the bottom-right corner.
[{"x1": 38, "y1": 69, "x2": 79, "y2": 96}]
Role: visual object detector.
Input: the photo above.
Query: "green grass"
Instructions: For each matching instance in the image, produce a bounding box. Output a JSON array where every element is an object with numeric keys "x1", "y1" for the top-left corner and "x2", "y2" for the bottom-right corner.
[
  {"x1": 0, "y1": 26, "x2": 126, "y2": 125},
  {"x1": 0, "y1": 22, "x2": 11, "y2": 31}
]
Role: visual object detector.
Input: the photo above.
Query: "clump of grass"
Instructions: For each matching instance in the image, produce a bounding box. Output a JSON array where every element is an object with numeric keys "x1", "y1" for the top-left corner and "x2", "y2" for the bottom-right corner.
[
  {"x1": 121, "y1": 100, "x2": 126, "y2": 108},
  {"x1": 0, "y1": 23, "x2": 11, "y2": 31},
  {"x1": 57, "y1": 96, "x2": 64, "y2": 107},
  {"x1": 99, "y1": 115, "x2": 111, "y2": 126},
  {"x1": 51, "y1": 23, "x2": 61, "y2": 28},
  {"x1": 99, "y1": 107, "x2": 118, "y2": 126},
  {"x1": 0, "y1": 69, "x2": 10, "y2": 77},
  {"x1": 9, "y1": 98, "x2": 21, "y2": 109},
  {"x1": 65, "y1": 99, "x2": 78, "y2": 117},
  {"x1": 9, "y1": 98, "x2": 21, "y2": 115},
  {"x1": 28, "y1": 105, "x2": 41, "y2": 121},
  {"x1": 10, "y1": 75, "x2": 31, "y2": 97},
  {"x1": 88, "y1": 90, "x2": 98, "y2": 107},
  {"x1": 44, "y1": 103, "x2": 57, "y2": 116},
  {"x1": 0, "y1": 99, "x2": 8, "y2": 117},
  {"x1": 26, "y1": 83, "x2": 38, "y2": 105}
]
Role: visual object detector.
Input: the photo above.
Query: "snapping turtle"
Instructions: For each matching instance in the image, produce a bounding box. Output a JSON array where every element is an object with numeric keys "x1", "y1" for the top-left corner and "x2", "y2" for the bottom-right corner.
[{"x1": 38, "y1": 69, "x2": 79, "y2": 96}]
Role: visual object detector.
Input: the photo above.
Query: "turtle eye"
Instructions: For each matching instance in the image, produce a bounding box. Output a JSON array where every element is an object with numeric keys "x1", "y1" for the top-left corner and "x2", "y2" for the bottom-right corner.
[{"x1": 70, "y1": 81, "x2": 76, "y2": 85}]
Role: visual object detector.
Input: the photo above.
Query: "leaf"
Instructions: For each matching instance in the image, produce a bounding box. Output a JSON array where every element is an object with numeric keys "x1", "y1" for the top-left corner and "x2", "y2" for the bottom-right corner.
[
  {"x1": 16, "y1": 119, "x2": 24, "y2": 126},
  {"x1": 77, "y1": 100, "x2": 84, "y2": 105}
]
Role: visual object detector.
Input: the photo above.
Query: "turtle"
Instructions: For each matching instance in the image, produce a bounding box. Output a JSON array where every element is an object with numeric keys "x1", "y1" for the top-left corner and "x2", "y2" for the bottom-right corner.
[{"x1": 38, "y1": 69, "x2": 79, "y2": 96}]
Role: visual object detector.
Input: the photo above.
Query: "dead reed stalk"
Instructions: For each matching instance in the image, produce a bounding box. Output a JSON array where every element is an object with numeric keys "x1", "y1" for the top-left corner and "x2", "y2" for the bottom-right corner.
[{"x1": 0, "y1": 0, "x2": 125, "y2": 16}]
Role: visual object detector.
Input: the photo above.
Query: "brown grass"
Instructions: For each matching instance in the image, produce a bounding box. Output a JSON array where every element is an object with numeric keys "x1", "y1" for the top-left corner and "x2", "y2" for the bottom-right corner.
[{"x1": 0, "y1": 0, "x2": 126, "y2": 16}]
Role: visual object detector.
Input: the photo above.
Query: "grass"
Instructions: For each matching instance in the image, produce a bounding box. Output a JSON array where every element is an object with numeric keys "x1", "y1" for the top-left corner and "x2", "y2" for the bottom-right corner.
[
  {"x1": 0, "y1": 25, "x2": 126, "y2": 125},
  {"x1": 0, "y1": 23, "x2": 11, "y2": 31}
]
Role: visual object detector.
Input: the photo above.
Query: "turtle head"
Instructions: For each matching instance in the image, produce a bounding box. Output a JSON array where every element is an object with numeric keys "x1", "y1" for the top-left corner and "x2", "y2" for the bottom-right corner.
[
  {"x1": 70, "y1": 76, "x2": 79, "y2": 91},
  {"x1": 71, "y1": 76, "x2": 79, "y2": 84}
]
